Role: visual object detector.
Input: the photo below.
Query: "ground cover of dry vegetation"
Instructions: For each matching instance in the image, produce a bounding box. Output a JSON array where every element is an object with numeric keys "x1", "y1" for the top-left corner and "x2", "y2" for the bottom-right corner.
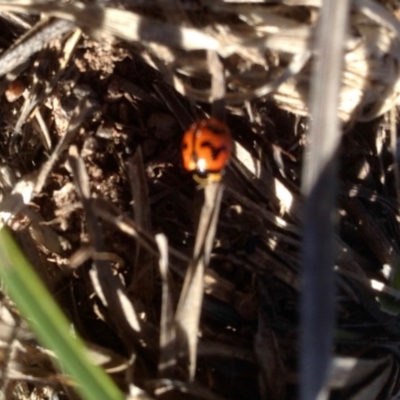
[{"x1": 1, "y1": 1, "x2": 400, "y2": 399}]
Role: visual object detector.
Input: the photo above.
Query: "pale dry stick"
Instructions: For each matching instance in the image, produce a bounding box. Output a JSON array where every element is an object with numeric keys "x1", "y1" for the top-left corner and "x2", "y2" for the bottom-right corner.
[
  {"x1": 175, "y1": 182, "x2": 223, "y2": 381},
  {"x1": 33, "y1": 110, "x2": 52, "y2": 151},
  {"x1": 208, "y1": 50, "x2": 225, "y2": 121},
  {"x1": 46, "y1": 27, "x2": 82, "y2": 93},
  {"x1": 354, "y1": 0, "x2": 400, "y2": 39},
  {"x1": 0, "y1": 11, "x2": 32, "y2": 30},
  {"x1": 0, "y1": 17, "x2": 74, "y2": 77},
  {"x1": 300, "y1": 1, "x2": 350, "y2": 400},
  {"x1": 156, "y1": 234, "x2": 177, "y2": 378}
]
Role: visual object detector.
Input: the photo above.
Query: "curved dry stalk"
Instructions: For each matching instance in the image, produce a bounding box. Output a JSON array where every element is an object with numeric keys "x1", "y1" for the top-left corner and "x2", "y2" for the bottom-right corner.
[{"x1": 175, "y1": 182, "x2": 224, "y2": 381}]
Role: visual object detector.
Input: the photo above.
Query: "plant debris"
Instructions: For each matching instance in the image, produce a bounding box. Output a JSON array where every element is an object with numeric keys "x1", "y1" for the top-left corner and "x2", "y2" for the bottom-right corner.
[{"x1": 1, "y1": 1, "x2": 400, "y2": 399}]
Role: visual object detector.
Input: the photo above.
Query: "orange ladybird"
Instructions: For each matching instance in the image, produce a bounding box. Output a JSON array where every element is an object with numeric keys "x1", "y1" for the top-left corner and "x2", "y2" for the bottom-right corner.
[{"x1": 181, "y1": 117, "x2": 232, "y2": 183}]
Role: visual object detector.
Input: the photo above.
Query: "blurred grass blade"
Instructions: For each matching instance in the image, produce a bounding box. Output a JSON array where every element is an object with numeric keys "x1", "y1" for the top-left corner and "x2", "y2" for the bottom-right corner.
[
  {"x1": 0, "y1": 227, "x2": 124, "y2": 400},
  {"x1": 300, "y1": 1, "x2": 350, "y2": 400}
]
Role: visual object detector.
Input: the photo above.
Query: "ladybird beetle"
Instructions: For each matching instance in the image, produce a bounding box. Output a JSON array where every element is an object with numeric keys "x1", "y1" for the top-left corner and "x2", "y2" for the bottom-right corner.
[{"x1": 181, "y1": 117, "x2": 232, "y2": 183}]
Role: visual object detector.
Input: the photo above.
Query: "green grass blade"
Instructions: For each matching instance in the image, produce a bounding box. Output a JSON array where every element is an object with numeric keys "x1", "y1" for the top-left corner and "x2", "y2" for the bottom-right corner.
[{"x1": 0, "y1": 227, "x2": 124, "y2": 400}]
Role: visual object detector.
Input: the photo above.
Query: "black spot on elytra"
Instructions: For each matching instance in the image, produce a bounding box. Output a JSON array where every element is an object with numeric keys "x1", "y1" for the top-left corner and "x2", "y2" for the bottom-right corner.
[{"x1": 200, "y1": 141, "x2": 227, "y2": 160}]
